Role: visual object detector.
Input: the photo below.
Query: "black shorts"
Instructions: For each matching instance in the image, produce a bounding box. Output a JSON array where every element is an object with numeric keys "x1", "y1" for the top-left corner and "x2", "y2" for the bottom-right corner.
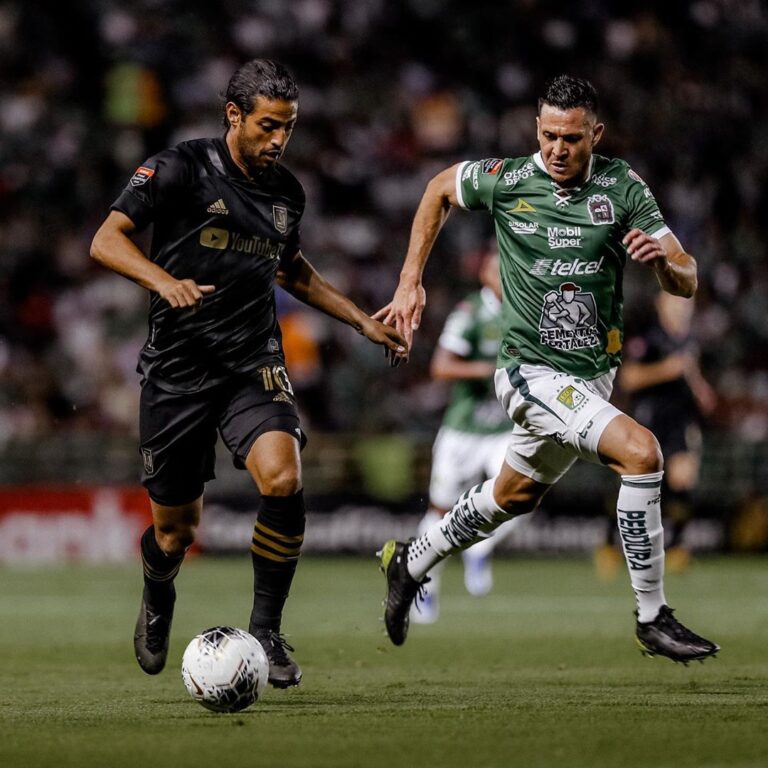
[{"x1": 139, "y1": 367, "x2": 306, "y2": 506}]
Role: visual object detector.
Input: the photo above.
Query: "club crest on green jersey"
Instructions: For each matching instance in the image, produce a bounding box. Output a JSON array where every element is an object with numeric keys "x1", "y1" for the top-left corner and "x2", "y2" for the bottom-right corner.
[{"x1": 587, "y1": 194, "x2": 615, "y2": 225}]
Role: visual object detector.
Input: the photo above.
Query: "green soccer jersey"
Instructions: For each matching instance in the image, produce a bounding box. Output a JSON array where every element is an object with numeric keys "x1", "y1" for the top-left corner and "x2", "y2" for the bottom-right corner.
[
  {"x1": 439, "y1": 288, "x2": 511, "y2": 435},
  {"x1": 456, "y1": 153, "x2": 670, "y2": 379}
]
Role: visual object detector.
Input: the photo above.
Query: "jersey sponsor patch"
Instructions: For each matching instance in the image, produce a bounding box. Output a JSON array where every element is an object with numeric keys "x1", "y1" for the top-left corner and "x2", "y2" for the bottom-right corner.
[
  {"x1": 130, "y1": 166, "x2": 155, "y2": 187},
  {"x1": 587, "y1": 194, "x2": 615, "y2": 225},
  {"x1": 539, "y1": 282, "x2": 600, "y2": 351},
  {"x1": 508, "y1": 221, "x2": 539, "y2": 235},
  {"x1": 547, "y1": 226, "x2": 582, "y2": 249},
  {"x1": 482, "y1": 158, "x2": 503, "y2": 175},
  {"x1": 502, "y1": 162, "x2": 534, "y2": 187},
  {"x1": 627, "y1": 168, "x2": 646, "y2": 185},
  {"x1": 605, "y1": 328, "x2": 622, "y2": 355},
  {"x1": 199, "y1": 226, "x2": 230, "y2": 249},
  {"x1": 529, "y1": 256, "x2": 604, "y2": 277}
]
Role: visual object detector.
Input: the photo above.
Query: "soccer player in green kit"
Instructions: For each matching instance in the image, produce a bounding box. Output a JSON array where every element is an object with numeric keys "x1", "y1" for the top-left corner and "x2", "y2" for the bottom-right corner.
[{"x1": 377, "y1": 74, "x2": 719, "y2": 663}]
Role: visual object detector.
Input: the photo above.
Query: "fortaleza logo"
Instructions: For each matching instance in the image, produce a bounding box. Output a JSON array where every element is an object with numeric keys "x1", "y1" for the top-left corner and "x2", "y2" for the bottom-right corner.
[
  {"x1": 199, "y1": 227, "x2": 285, "y2": 260},
  {"x1": 529, "y1": 256, "x2": 604, "y2": 277},
  {"x1": 539, "y1": 282, "x2": 600, "y2": 350},
  {"x1": 547, "y1": 226, "x2": 582, "y2": 249}
]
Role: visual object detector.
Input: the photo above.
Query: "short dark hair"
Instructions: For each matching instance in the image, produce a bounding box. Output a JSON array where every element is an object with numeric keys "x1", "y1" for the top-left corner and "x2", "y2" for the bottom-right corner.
[
  {"x1": 538, "y1": 75, "x2": 598, "y2": 115},
  {"x1": 222, "y1": 59, "x2": 299, "y2": 126}
]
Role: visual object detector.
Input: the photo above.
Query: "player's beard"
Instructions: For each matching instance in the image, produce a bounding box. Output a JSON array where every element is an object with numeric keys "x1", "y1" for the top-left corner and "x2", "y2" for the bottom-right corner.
[{"x1": 235, "y1": 135, "x2": 281, "y2": 176}]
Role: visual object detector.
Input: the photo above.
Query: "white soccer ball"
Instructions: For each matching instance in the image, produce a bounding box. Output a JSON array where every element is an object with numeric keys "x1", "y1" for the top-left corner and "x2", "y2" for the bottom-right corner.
[{"x1": 181, "y1": 626, "x2": 270, "y2": 713}]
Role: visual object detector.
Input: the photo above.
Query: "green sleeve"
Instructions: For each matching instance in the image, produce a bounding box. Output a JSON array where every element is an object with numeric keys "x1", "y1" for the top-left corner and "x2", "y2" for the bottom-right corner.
[
  {"x1": 455, "y1": 159, "x2": 504, "y2": 211},
  {"x1": 624, "y1": 166, "x2": 670, "y2": 237}
]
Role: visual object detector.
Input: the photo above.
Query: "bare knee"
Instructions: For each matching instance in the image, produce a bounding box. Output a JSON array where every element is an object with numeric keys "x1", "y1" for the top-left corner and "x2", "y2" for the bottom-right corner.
[
  {"x1": 619, "y1": 427, "x2": 663, "y2": 475},
  {"x1": 151, "y1": 498, "x2": 201, "y2": 557},
  {"x1": 258, "y1": 467, "x2": 302, "y2": 497},
  {"x1": 155, "y1": 522, "x2": 196, "y2": 556}
]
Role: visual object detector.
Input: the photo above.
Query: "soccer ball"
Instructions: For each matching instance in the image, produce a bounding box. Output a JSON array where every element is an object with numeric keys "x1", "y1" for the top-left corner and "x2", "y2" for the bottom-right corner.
[{"x1": 181, "y1": 627, "x2": 270, "y2": 713}]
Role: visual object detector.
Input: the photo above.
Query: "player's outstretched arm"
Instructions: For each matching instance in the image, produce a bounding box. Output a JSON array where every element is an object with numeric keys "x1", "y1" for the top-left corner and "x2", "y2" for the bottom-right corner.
[
  {"x1": 90, "y1": 211, "x2": 215, "y2": 309},
  {"x1": 277, "y1": 250, "x2": 407, "y2": 358},
  {"x1": 375, "y1": 164, "x2": 463, "y2": 354},
  {"x1": 624, "y1": 228, "x2": 697, "y2": 298}
]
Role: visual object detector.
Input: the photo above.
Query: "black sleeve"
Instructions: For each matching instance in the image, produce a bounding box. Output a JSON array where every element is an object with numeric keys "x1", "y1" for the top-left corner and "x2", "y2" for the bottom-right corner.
[
  {"x1": 279, "y1": 226, "x2": 301, "y2": 268},
  {"x1": 110, "y1": 147, "x2": 192, "y2": 230}
]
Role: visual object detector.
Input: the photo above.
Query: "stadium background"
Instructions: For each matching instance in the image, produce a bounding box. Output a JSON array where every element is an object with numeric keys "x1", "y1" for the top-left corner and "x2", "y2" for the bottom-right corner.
[{"x1": 2, "y1": 0, "x2": 768, "y2": 563}]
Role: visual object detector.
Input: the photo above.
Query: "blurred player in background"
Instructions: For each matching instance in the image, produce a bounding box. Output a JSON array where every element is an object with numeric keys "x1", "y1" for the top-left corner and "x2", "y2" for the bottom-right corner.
[
  {"x1": 90, "y1": 59, "x2": 405, "y2": 688},
  {"x1": 595, "y1": 291, "x2": 717, "y2": 578},
  {"x1": 412, "y1": 251, "x2": 523, "y2": 624},
  {"x1": 376, "y1": 74, "x2": 719, "y2": 663}
]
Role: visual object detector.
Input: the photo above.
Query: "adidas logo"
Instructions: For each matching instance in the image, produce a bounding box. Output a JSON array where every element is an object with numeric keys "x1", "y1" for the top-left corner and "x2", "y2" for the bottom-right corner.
[
  {"x1": 272, "y1": 392, "x2": 292, "y2": 403},
  {"x1": 206, "y1": 198, "x2": 229, "y2": 215}
]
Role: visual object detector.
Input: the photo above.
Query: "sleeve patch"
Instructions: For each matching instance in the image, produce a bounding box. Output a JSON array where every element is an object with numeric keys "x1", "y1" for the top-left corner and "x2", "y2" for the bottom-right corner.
[
  {"x1": 482, "y1": 159, "x2": 503, "y2": 175},
  {"x1": 130, "y1": 166, "x2": 155, "y2": 187}
]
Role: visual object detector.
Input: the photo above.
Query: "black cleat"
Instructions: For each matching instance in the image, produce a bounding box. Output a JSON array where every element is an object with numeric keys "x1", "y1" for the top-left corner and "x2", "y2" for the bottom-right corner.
[
  {"x1": 134, "y1": 585, "x2": 175, "y2": 675},
  {"x1": 635, "y1": 605, "x2": 720, "y2": 663},
  {"x1": 377, "y1": 539, "x2": 428, "y2": 646},
  {"x1": 250, "y1": 628, "x2": 302, "y2": 688}
]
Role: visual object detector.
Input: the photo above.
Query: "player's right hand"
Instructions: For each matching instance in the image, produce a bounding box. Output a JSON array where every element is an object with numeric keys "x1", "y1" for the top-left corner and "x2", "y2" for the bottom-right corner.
[
  {"x1": 372, "y1": 280, "x2": 426, "y2": 363},
  {"x1": 157, "y1": 278, "x2": 216, "y2": 309}
]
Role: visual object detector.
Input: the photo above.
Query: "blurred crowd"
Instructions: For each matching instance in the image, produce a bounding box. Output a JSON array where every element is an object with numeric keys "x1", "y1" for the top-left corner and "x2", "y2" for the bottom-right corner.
[{"x1": 1, "y1": 0, "x2": 768, "y2": 446}]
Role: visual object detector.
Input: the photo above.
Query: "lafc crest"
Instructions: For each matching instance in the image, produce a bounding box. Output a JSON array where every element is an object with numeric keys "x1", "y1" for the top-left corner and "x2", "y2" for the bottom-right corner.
[{"x1": 272, "y1": 204, "x2": 288, "y2": 234}]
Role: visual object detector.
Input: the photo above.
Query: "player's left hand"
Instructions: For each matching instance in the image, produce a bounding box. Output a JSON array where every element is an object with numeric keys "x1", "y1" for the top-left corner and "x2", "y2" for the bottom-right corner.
[
  {"x1": 623, "y1": 228, "x2": 667, "y2": 265},
  {"x1": 358, "y1": 316, "x2": 408, "y2": 365}
]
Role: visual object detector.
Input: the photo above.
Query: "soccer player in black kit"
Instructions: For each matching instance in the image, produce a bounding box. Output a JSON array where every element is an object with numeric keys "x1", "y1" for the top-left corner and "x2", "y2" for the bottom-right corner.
[{"x1": 90, "y1": 59, "x2": 406, "y2": 688}]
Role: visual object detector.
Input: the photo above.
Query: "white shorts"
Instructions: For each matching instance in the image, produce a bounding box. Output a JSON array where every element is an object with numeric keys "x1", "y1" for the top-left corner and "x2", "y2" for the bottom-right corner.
[
  {"x1": 429, "y1": 427, "x2": 516, "y2": 510},
  {"x1": 494, "y1": 364, "x2": 622, "y2": 485}
]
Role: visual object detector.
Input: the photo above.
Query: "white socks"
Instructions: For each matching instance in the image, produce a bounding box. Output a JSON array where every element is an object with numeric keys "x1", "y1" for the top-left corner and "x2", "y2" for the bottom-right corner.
[
  {"x1": 617, "y1": 472, "x2": 667, "y2": 623},
  {"x1": 407, "y1": 479, "x2": 507, "y2": 581}
]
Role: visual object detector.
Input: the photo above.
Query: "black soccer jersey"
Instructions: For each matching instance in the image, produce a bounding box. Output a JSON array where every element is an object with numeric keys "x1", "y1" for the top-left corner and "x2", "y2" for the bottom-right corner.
[
  {"x1": 111, "y1": 137, "x2": 305, "y2": 393},
  {"x1": 624, "y1": 323, "x2": 698, "y2": 419}
]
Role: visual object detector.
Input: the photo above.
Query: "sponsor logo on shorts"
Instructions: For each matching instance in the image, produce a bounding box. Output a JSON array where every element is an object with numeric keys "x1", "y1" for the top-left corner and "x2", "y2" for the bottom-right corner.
[
  {"x1": 130, "y1": 166, "x2": 155, "y2": 187},
  {"x1": 557, "y1": 385, "x2": 586, "y2": 410},
  {"x1": 272, "y1": 392, "x2": 293, "y2": 403},
  {"x1": 587, "y1": 194, "x2": 615, "y2": 225},
  {"x1": 141, "y1": 448, "x2": 155, "y2": 475}
]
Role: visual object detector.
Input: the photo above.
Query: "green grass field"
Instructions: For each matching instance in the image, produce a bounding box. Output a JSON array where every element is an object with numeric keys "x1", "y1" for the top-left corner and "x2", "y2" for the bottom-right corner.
[{"x1": 2, "y1": 555, "x2": 767, "y2": 768}]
